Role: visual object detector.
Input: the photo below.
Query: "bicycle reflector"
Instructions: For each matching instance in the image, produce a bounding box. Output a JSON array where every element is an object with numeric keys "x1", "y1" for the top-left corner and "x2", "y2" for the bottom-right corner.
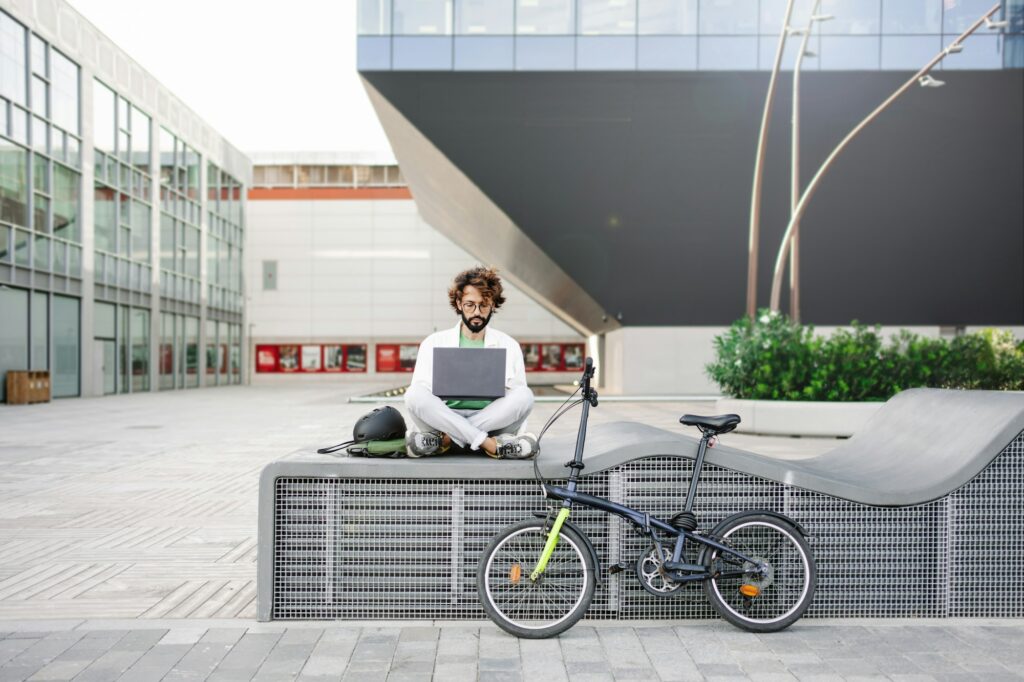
[
  {"x1": 739, "y1": 584, "x2": 760, "y2": 597},
  {"x1": 509, "y1": 564, "x2": 522, "y2": 584}
]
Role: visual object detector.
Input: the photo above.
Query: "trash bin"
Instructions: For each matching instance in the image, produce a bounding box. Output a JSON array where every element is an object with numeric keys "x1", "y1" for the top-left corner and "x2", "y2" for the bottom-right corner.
[{"x1": 5, "y1": 370, "x2": 51, "y2": 404}]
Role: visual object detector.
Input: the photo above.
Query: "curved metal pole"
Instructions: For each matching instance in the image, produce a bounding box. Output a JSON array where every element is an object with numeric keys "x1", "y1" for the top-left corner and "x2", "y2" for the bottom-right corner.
[
  {"x1": 769, "y1": 3, "x2": 1001, "y2": 312},
  {"x1": 746, "y1": 0, "x2": 796, "y2": 319},
  {"x1": 789, "y1": 0, "x2": 822, "y2": 323}
]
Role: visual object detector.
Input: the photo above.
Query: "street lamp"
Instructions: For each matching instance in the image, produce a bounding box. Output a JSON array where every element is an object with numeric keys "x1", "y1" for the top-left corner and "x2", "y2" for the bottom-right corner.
[
  {"x1": 745, "y1": 0, "x2": 796, "y2": 319},
  {"x1": 788, "y1": 2, "x2": 832, "y2": 323},
  {"x1": 768, "y1": 3, "x2": 1003, "y2": 312}
]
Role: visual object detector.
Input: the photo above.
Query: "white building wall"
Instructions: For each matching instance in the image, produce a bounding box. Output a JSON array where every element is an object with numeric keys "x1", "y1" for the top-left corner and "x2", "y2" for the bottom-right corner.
[{"x1": 246, "y1": 197, "x2": 582, "y2": 380}]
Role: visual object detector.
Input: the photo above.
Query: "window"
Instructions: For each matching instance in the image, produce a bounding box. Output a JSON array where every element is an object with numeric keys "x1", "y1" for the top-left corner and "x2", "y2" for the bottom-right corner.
[
  {"x1": 260, "y1": 259, "x2": 276, "y2": 291},
  {"x1": 0, "y1": 285, "x2": 28, "y2": 402},
  {"x1": 394, "y1": 0, "x2": 452, "y2": 34},
  {"x1": 0, "y1": 11, "x2": 27, "y2": 106},
  {"x1": 516, "y1": 0, "x2": 574, "y2": 34},
  {"x1": 457, "y1": 0, "x2": 514, "y2": 34},
  {"x1": 52, "y1": 294, "x2": 79, "y2": 397},
  {"x1": 256, "y1": 343, "x2": 370, "y2": 373},
  {"x1": 376, "y1": 343, "x2": 418, "y2": 372},
  {"x1": 302, "y1": 345, "x2": 321, "y2": 371},
  {"x1": 579, "y1": 0, "x2": 636, "y2": 35},
  {"x1": 639, "y1": 0, "x2": 698, "y2": 34},
  {"x1": 359, "y1": 0, "x2": 392, "y2": 35},
  {"x1": 521, "y1": 342, "x2": 585, "y2": 371}
]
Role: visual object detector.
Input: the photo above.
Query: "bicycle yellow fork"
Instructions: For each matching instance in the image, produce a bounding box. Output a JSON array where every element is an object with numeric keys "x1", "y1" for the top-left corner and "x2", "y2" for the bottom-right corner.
[{"x1": 530, "y1": 508, "x2": 571, "y2": 581}]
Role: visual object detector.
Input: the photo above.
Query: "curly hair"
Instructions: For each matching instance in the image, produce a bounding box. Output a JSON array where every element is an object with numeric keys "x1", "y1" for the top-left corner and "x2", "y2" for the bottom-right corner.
[{"x1": 448, "y1": 266, "x2": 506, "y2": 314}]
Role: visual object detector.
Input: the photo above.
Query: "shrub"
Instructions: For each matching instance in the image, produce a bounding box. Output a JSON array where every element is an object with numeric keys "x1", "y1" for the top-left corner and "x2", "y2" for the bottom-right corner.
[{"x1": 706, "y1": 312, "x2": 1024, "y2": 401}]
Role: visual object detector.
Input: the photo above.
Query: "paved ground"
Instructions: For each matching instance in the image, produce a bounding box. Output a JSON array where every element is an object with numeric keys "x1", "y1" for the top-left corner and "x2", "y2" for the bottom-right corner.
[
  {"x1": 3, "y1": 383, "x2": 1021, "y2": 680},
  {"x1": 1, "y1": 619, "x2": 1023, "y2": 681}
]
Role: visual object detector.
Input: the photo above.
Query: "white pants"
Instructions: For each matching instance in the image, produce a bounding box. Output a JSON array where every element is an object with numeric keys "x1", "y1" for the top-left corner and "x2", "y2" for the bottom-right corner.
[{"x1": 404, "y1": 384, "x2": 535, "y2": 450}]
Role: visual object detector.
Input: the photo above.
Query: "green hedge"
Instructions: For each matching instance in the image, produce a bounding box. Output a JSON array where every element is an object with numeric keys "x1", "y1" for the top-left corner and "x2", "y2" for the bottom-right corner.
[{"x1": 705, "y1": 310, "x2": 1024, "y2": 401}]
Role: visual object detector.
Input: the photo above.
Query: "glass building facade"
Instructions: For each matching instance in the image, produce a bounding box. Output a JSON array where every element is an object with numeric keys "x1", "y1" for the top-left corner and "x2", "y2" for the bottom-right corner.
[
  {"x1": 358, "y1": 0, "x2": 1024, "y2": 71},
  {"x1": 0, "y1": 4, "x2": 249, "y2": 401}
]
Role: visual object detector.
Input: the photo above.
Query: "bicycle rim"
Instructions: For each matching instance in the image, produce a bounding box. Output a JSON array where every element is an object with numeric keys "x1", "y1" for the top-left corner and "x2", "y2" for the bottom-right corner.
[
  {"x1": 708, "y1": 520, "x2": 812, "y2": 627},
  {"x1": 482, "y1": 525, "x2": 590, "y2": 632}
]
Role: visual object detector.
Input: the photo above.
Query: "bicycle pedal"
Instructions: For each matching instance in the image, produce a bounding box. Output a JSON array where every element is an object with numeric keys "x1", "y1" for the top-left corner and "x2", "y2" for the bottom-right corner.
[{"x1": 607, "y1": 562, "x2": 630, "y2": 575}]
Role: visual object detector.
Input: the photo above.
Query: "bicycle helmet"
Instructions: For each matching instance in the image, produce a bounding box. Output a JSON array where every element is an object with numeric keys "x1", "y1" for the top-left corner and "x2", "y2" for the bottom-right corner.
[{"x1": 352, "y1": 405, "x2": 406, "y2": 442}]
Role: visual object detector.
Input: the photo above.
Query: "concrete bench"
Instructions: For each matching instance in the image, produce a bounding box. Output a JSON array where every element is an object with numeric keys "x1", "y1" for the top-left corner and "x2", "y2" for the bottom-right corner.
[{"x1": 257, "y1": 388, "x2": 1024, "y2": 621}]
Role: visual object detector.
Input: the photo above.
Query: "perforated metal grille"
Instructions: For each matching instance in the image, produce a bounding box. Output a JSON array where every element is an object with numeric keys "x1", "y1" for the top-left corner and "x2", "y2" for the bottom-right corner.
[{"x1": 272, "y1": 431, "x2": 1023, "y2": 620}]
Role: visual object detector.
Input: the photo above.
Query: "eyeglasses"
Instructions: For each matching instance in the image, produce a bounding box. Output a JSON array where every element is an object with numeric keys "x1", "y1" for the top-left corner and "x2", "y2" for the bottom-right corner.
[{"x1": 461, "y1": 301, "x2": 492, "y2": 314}]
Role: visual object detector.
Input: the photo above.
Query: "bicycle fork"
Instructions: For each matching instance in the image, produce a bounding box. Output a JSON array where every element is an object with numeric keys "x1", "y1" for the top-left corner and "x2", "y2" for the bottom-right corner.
[{"x1": 530, "y1": 507, "x2": 571, "y2": 581}]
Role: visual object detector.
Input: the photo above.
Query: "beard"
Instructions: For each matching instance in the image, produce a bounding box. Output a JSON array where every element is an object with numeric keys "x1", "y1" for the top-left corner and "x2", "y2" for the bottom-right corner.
[{"x1": 461, "y1": 310, "x2": 492, "y2": 334}]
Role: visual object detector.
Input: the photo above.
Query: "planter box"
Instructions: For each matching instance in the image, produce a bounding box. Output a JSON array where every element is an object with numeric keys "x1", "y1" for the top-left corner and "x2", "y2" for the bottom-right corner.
[
  {"x1": 5, "y1": 371, "x2": 51, "y2": 405},
  {"x1": 714, "y1": 398, "x2": 882, "y2": 437}
]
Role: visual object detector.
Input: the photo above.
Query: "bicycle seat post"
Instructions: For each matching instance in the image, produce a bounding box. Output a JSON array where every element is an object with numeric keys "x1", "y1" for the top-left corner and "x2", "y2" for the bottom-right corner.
[{"x1": 682, "y1": 429, "x2": 713, "y2": 513}]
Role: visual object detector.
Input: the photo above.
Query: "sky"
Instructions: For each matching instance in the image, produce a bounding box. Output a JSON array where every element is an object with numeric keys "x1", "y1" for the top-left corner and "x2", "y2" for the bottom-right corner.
[{"x1": 66, "y1": 0, "x2": 394, "y2": 158}]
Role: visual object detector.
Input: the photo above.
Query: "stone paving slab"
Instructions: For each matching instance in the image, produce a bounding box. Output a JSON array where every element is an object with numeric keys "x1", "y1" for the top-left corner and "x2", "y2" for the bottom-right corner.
[{"x1": 0, "y1": 620, "x2": 1022, "y2": 681}]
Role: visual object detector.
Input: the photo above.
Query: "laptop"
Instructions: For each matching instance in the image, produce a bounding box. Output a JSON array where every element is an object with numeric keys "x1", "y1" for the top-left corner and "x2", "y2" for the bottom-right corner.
[{"x1": 432, "y1": 347, "x2": 506, "y2": 400}]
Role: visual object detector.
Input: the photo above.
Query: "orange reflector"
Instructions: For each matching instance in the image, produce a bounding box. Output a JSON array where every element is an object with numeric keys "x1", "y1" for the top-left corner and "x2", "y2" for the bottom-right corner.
[
  {"x1": 739, "y1": 584, "x2": 760, "y2": 598},
  {"x1": 509, "y1": 564, "x2": 522, "y2": 583}
]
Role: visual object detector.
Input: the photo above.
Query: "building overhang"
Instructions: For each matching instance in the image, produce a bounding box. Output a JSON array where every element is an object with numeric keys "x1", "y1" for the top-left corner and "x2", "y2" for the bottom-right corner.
[{"x1": 362, "y1": 77, "x2": 619, "y2": 338}]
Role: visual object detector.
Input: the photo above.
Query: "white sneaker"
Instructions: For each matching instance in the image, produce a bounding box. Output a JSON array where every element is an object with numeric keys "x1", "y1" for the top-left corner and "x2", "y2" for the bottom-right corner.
[
  {"x1": 406, "y1": 430, "x2": 446, "y2": 458},
  {"x1": 490, "y1": 433, "x2": 539, "y2": 460}
]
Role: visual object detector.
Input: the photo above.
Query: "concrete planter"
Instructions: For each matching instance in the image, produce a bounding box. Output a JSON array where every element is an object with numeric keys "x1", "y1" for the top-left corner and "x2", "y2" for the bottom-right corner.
[{"x1": 714, "y1": 398, "x2": 884, "y2": 437}]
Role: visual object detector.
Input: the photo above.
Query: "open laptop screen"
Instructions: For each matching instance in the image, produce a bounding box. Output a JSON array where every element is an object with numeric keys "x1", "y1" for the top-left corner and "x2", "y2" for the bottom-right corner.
[{"x1": 432, "y1": 347, "x2": 506, "y2": 400}]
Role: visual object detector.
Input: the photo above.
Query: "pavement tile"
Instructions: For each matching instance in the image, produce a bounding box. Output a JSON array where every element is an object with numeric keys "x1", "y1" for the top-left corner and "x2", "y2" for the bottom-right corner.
[
  {"x1": 479, "y1": 656, "x2": 520, "y2": 671},
  {"x1": 566, "y1": 661, "x2": 610, "y2": 674},
  {"x1": 164, "y1": 640, "x2": 238, "y2": 681},
  {"x1": 431, "y1": 662, "x2": 477, "y2": 682},
  {"x1": 116, "y1": 629, "x2": 168, "y2": 652},
  {"x1": 341, "y1": 671, "x2": 385, "y2": 682},
  {"x1": 563, "y1": 672, "x2": 614, "y2": 682},
  {"x1": 280, "y1": 628, "x2": 325, "y2": 646},
  {"x1": 478, "y1": 671, "x2": 524, "y2": 682},
  {"x1": 70, "y1": 649, "x2": 149, "y2": 682},
  {"x1": 200, "y1": 628, "x2": 247, "y2": 646},
  {"x1": 253, "y1": 641, "x2": 322, "y2": 679},
  {"x1": 118, "y1": 643, "x2": 192, "y2": 682},
  {"x1": 398, "y1": 627, "x2": 439, "y2": 643},
  {"x1": 0, "y1": 664, "x2": 38, "y2": 682},
  {"x1": 698, "y1": 662, "x2": 747, "y2": 677},
  {"x1": 610, "y1": 666, "x2": 659, "y2": 680},
  {"x1": 207, "y1": 631, "x2": 282, "y2": 679}
]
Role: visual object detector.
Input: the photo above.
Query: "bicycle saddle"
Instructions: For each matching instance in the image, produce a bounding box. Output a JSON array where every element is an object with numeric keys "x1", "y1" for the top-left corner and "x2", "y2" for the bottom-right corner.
[{"x1": 679, "y1": 413, "x2": 741, "y2": 435}]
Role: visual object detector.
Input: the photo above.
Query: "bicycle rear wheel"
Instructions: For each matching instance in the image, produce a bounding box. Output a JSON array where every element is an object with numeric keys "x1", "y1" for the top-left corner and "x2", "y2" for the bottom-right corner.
[
  {"x1": 702, "y1": 513, "x2": 815, "y2": 632},
  {"x1": 476, "y1": 518, "x2": 595, "y2": 639}
]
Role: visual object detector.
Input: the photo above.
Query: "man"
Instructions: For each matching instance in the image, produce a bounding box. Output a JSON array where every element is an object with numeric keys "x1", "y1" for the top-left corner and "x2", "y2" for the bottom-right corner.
[{"x1": 404, "y1": 266, "x2": 538, "y2": 459}]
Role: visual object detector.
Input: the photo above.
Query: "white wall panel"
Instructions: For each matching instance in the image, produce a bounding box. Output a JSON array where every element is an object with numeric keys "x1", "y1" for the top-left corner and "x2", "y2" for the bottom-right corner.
[{"x1": 247, "y1": 196, "x2": 582, "y2": 379}]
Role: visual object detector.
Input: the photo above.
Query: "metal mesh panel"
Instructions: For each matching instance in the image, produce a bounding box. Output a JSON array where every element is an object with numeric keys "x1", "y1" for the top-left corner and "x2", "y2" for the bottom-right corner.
[{"x1": 272, "y1": 431, "x2": 1024, "y2": 620}]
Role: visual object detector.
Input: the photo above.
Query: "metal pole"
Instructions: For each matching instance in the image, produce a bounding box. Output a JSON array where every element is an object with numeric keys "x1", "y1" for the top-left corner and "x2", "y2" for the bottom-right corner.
[
  {"x1": 768, "y1": 3, "x2": 1000, "y2": 312},
  {"x1": 746, "y1": 0, "x2": 796, "y2": 319},
  {"x1": 789, "y1": 0, "x2": 823, "y2": 322}
]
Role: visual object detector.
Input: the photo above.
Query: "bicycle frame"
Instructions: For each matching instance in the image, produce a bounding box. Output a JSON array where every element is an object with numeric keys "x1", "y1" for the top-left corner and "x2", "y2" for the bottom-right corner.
[
  {"x1": 539, "y1": 484, "x2": 762, "y2": 583},
  {"x1": 529, "y1": 359, "x2": 762, "y2": 584}
]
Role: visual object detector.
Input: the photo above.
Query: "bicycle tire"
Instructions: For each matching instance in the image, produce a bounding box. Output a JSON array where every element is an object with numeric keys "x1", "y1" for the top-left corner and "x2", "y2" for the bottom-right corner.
[
  {"x1": 476, "y1": 518, "x2": 595, "y2": 639},
  {"x1": 701, "y1": 513, "x2": 816, "y2": 633}
]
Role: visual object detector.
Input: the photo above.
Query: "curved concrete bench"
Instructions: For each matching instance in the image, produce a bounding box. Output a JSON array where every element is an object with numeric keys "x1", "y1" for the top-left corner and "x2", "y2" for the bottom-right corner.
[
  {"x1": 536, "y1": 388, "x2": 1024, "y2": 507},
  {"x1": 257, "y1": 388, "x2": 1024, "y2": 621}
]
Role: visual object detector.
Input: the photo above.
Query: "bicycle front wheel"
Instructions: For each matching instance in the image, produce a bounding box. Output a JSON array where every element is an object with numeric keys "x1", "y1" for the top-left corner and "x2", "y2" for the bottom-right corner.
[
  {"x1": 476, "y1": 518, "x2": 595, "y2": 639},
  {"x1": 702, "y1": 513, "x2": 816, "y2": 633}
]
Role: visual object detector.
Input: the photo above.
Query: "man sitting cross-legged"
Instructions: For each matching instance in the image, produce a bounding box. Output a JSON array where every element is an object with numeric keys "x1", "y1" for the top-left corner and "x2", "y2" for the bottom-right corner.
[{"x1": 404, "y1": 266, "x2": 538, "y2": 459}]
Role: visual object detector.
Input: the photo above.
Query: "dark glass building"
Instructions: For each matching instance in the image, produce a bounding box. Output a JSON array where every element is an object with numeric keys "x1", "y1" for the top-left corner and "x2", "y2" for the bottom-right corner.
[{"x1": 357, "y1": 0, "x2": 1023, "y2": 392}]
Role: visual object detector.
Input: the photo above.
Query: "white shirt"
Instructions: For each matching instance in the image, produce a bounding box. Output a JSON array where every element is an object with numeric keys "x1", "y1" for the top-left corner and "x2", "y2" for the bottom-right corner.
[{"x1": 409, "y1": 321, "x2": 528, "y2": 395}]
